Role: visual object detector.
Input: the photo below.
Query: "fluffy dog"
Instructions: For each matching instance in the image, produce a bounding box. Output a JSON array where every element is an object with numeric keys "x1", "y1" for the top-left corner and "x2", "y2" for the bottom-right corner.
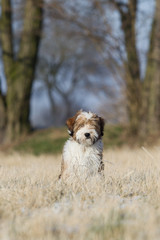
[{"x1": 59, "y1": 110, "x2": 105, "y2": 180}]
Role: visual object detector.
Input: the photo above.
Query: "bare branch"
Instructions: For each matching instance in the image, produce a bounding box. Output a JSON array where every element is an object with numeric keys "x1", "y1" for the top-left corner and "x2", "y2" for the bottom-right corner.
[{"x1": 110, "y1": 0, "x2": 129, "y2": 16}]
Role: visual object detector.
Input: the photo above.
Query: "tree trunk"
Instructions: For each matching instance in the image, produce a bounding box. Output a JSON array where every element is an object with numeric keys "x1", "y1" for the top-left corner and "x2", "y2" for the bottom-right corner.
[
  {"x1": 117, "y1": 0, "x2": 142, "y2": 135},
  {"x1": 0, "y1": 0, "x2": 43, "y2": 142},
  {"x1": 142, "y1": 0, "x2": 160, "y2": 134},
  {"x1": 0, "y1": 91, "x2": 7, "y2": 130}
]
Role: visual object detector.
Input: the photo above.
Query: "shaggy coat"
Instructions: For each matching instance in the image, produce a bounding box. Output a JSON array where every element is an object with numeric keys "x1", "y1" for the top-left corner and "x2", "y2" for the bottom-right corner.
[{"x1": 59, "y1": 110, "x2": 105, "y2": 180}]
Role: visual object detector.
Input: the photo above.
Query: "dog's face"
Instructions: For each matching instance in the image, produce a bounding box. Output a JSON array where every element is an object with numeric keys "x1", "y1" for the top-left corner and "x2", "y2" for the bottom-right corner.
[{"x1": 66, "y1": 110, "x2": 105, "y2": 146}]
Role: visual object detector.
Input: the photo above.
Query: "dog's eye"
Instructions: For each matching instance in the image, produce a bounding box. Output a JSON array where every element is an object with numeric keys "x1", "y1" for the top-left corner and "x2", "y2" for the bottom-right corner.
[{"x1": 80, "y1": 124, "x2": 84, "y2": 128}]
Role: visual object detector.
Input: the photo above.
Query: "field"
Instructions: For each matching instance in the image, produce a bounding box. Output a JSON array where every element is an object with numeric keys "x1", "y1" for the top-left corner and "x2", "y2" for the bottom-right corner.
[{"x1": 0, "y1": 147, "x2": 160, "y2": 240}]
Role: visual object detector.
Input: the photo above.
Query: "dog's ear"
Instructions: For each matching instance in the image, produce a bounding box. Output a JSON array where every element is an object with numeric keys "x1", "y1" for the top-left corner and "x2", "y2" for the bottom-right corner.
[
  {"x1": 66, "y1": 110, "x2": 82, "y2": 136},
  {"x1": 66, "y1": 116, "x2": 76, "y2": 136},
  {"x1": 99, "y1": 117, "x2": 105, "y2": 136}
]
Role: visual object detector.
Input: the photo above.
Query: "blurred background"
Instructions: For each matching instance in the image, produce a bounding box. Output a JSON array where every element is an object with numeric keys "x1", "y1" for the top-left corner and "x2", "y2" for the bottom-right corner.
[{"x1": 0, "y1": 0, "x2": 159, "y2": 153}]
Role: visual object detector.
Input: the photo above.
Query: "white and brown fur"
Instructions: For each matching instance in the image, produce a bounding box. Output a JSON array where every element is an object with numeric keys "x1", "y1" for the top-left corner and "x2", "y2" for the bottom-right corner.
[{"x1": 59, "y1": 110, "x2": 105, "y2": 180}]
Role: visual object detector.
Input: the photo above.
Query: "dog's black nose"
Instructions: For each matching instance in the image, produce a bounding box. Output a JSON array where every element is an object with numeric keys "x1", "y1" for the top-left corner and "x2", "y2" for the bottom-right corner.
[{"x1": 85, "y1": 133, "x2": 90, "y2": 138}]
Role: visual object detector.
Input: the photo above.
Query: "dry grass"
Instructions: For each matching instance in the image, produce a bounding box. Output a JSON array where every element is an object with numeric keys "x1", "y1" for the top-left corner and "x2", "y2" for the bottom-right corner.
[{"x1": 0, "y1": 147, "x2": 160, "y2": 240}]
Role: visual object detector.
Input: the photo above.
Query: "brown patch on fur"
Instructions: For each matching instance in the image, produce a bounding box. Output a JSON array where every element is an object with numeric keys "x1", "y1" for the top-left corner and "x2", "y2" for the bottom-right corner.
[
  {"x1": 66, "y1": 110, "x2": 82, "y2": 136},
  {"x1": 72, "y1": 115, "x2": 90, "y2": 140},
  {"x1": 97, "y1": 152, "x2": 104, "y2": 173},
  {"x1": 99, "y1": 117, "x2": 105, "y2": 136},
  {"x1": 98, "y1": 161, "x2": 104, "y2": 172}
]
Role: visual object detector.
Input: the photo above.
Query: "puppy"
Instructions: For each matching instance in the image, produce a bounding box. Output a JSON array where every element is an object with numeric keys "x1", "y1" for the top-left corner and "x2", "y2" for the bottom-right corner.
[{"x1": 59, "y1": 110, "x2": 105, "y2": 180}]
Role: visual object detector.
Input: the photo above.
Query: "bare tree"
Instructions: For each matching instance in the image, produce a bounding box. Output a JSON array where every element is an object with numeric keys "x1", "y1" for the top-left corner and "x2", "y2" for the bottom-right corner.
[
  {"x1": 110, "y1": 0, "x2": 159, "y2": 136},
  {"x1": 142, "y1": 0, "x2": 160, "y2": 134},
  {"x1": 0, "y1": 0, "x2": 43, "y2": 142},
  {"x1": 35, "y1": 0, "x2": 122, "y2": 123}
]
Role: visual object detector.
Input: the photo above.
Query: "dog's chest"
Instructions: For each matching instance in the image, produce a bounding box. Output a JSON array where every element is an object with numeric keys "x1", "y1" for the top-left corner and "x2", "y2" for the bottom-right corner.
[{"x1": 63, "y1": 139, "x2": 103, "y2": 175}]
